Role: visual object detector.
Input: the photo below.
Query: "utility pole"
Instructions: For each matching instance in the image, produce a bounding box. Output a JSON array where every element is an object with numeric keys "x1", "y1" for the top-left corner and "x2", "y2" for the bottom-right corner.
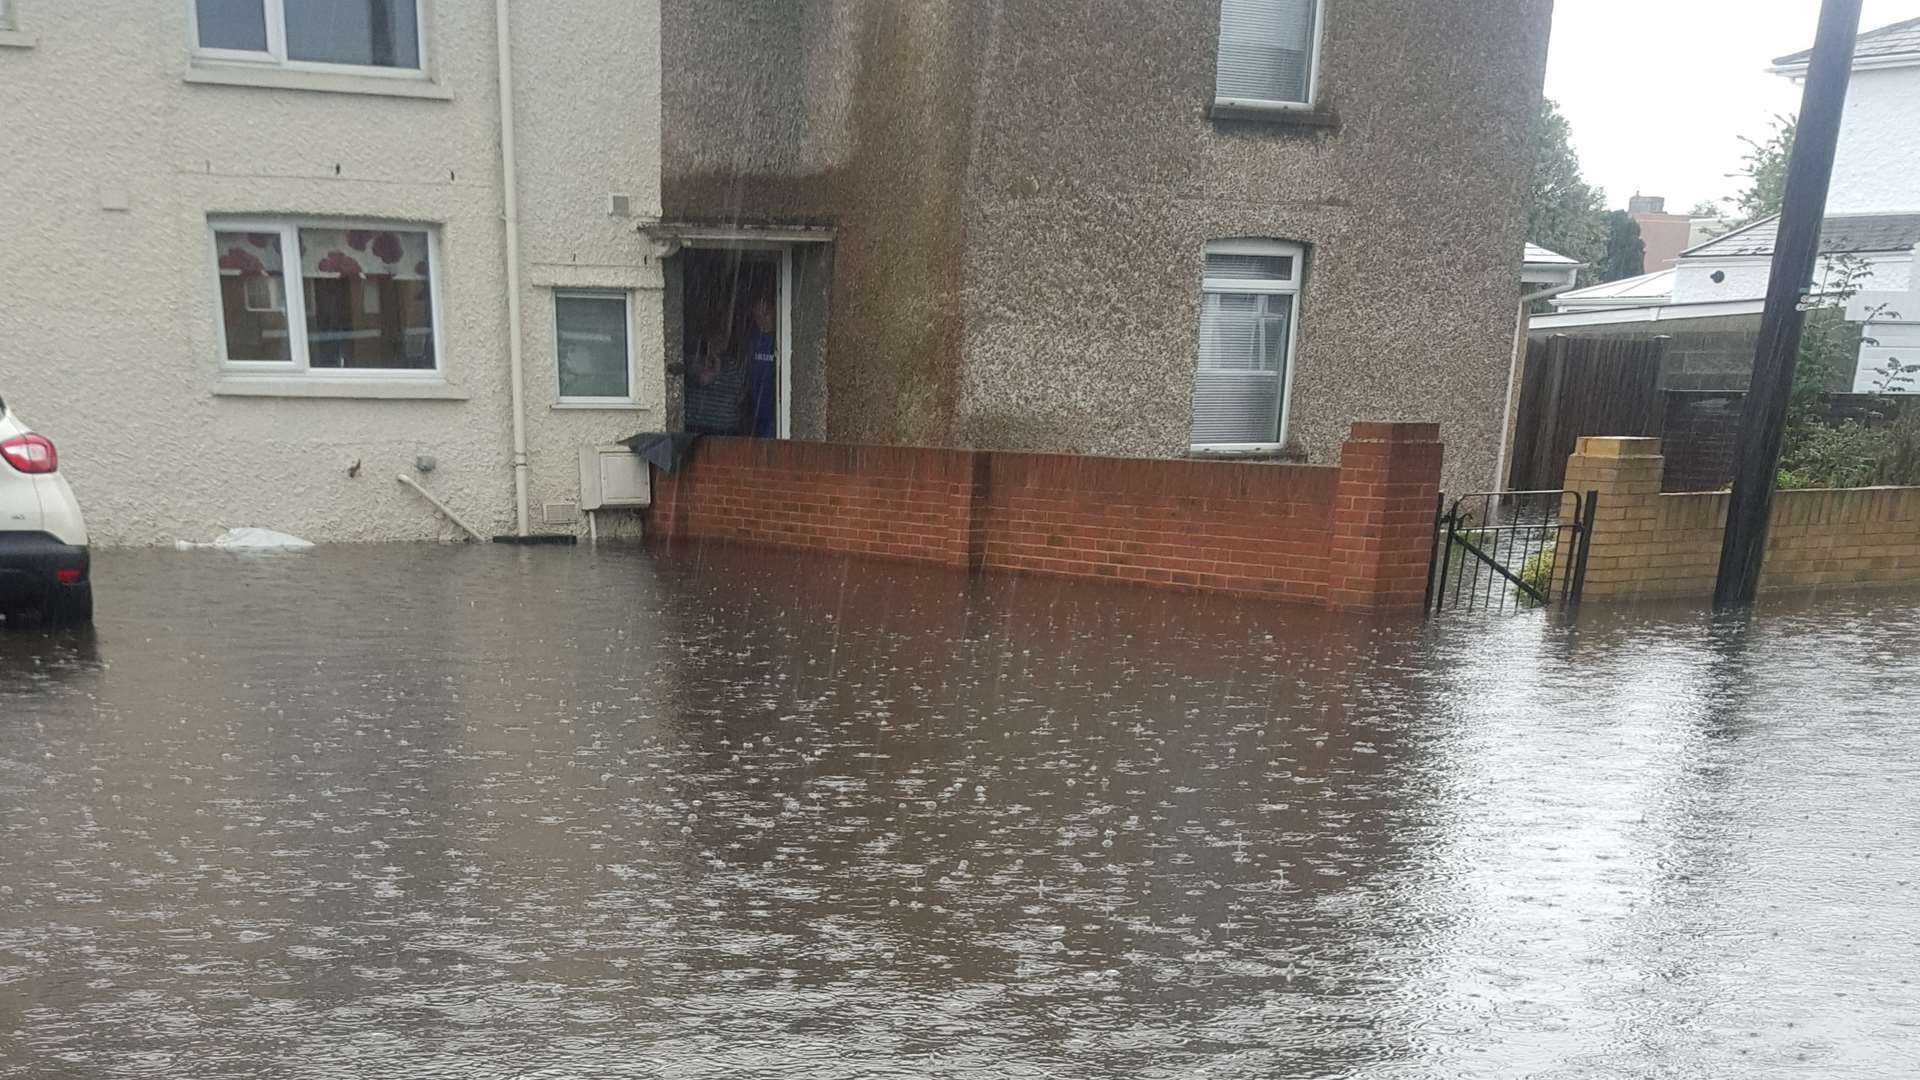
[{"x1": 1714, "y1": 0, "x2": 1862, "y2": 608}]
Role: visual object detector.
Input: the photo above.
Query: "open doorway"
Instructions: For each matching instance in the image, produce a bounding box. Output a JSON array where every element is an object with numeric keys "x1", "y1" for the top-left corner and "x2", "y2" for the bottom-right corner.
[{"x1": 680, "y1": 247, "x2": 788, "y2": 438}]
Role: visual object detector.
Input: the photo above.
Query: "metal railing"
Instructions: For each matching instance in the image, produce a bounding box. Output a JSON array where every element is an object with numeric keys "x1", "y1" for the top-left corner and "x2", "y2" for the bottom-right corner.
[{"x1": 1426, "y1": 489, "x2": 1597, "y2": 614}]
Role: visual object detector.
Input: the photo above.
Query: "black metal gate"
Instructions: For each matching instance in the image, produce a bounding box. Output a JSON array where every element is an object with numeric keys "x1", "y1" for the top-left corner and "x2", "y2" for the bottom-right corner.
[{"x1": 1425, "y1": 490, "x2": 1597, "y2": 614}]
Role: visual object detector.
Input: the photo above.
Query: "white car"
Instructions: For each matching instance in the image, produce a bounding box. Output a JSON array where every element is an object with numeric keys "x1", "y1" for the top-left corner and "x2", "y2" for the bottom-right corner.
[{"x1": 0, "y1": 396, "x2": 92, "y2": 626}]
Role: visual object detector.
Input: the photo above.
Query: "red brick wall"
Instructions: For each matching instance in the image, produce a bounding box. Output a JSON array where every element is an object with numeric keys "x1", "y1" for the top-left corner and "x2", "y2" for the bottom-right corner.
[
  {"x1": 1326, "y1": 422, "x2": 1445, "y2": 611},
  {"x1": 648, "y1": 423, "x2": 1444, "y2": 610},
  {"x1": 978, "y1": 452, "x2": 1337, "y2": 604},
  {"x1": 647, "y1": 439, "x2": 982, "y2": 567}
]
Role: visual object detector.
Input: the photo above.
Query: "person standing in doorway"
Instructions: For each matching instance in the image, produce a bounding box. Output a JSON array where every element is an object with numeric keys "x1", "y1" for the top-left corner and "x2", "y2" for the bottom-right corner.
[
  {"x1": 684, "y1": 308, "x2": 746, "y2": 436},
  {"x1": 743, "y1": 287, "x2": 778, "y2": 439}
]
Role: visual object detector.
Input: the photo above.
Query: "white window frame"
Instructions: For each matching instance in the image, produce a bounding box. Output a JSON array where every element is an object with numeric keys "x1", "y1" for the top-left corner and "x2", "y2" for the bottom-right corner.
[
  {"x1": 1213, "y1": 0, "x2": 1325, "y2": 112},
  {"x1": 552, "y1": 289, "x2": 638, "y2": 407},
  {"x1": 1191, "y1": 238, "x2": 1305, "y2": 453},
  {"x1": 188, "y1": 0, "x2": 430, "y2": 80},
  {"x1": 209, "y1": 217, "x2": 446, "y2": 381}
]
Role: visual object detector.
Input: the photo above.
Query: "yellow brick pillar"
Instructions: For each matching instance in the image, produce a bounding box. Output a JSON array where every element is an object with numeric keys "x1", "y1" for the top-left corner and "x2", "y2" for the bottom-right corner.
[{"x1": 1560, "y1": 437, "x2": 1667, "y2": 598}]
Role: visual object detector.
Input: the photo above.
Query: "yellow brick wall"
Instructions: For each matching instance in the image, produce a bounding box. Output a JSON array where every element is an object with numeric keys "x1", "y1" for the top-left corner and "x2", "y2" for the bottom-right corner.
[{"x1": 1564, "y1": 437, "x2": 1920, "y2": 600}]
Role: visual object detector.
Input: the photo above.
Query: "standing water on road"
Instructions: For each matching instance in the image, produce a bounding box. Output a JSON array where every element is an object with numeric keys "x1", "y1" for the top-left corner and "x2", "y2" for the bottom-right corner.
[{"x1": 2, "y1": 546, "x2": 1917, "y2": 1078}]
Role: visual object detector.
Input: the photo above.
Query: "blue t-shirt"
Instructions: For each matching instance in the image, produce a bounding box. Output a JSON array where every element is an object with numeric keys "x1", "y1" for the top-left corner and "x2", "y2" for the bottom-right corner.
[{"x1": 745, "y1": 331, "x2": 777, "y2": 438}]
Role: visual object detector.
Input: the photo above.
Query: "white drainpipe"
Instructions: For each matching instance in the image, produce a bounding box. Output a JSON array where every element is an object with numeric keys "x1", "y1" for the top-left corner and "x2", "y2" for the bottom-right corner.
[
  {"x1": 1494, "y1": 282, "x2": 1577, "y2": 491},
  {"x1": 496, "y1": 0, "x2": 530, "y2": 536}
]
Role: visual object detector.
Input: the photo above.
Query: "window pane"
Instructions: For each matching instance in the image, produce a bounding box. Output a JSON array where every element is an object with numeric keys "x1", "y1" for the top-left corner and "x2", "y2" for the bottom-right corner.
[
  {"x1": 196, "y1": 0, "x2": 269, "y2": 52},
  {"x1": 1216, "y1": 0, "x2": 1316, "y2": 104},
  {"x1": 215, "y1": 231, "x2": 292, "y2": 363},
  {"x1": 284, "y1": 0, "x2": 420, "y2": 68},
  {"x1": 556, "y1": 295, "x2": 631, "y2": 399},
  {"x1": 1191, "y1": 292, "x2": 1291, "y2": 444},
  {"x1": 1205, "y1": 253, "x2": 1294, "y2": 283},
  {"x1": 298, "y1": 228, "x2": 435, "y2": 370}
]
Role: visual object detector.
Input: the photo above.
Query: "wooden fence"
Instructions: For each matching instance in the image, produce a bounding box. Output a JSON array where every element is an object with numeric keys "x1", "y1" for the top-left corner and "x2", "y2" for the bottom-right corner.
[{"x1": 1507, "y1": 335, "x2": 1668, "y2": 492}]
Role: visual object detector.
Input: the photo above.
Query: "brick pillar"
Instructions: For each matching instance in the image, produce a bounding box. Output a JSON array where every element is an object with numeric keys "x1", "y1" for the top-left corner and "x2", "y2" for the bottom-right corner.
[
  {"x1": 1560, "y1": 436, "x2": 1666, "y2": 598},
  {"x1": 1327, "y1": 422, "x2": 1444, "y2": 611}
]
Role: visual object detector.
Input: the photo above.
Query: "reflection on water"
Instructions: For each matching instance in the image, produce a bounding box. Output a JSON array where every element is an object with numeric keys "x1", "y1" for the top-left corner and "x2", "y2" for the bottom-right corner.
[{"x1": 2, "y1": 545, "x2": 1918, "y2": 1078}]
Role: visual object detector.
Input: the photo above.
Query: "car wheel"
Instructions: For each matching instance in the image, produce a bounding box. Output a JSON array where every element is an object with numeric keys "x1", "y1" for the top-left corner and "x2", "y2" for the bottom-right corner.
[{"x1": 44, "y1": 583, "x2": 93, "y2": 627}]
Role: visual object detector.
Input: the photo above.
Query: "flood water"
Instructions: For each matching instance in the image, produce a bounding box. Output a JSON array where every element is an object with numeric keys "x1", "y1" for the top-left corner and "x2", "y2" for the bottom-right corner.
[{"x1": 2, "y1": 545, "x2": 1917, "y2": 1078}]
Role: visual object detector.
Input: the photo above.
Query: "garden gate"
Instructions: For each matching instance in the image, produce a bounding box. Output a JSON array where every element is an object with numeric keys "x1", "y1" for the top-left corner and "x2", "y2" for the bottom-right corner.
[{"x1": 1426, "y1": 490, "x2": 1597, "y2": 614}]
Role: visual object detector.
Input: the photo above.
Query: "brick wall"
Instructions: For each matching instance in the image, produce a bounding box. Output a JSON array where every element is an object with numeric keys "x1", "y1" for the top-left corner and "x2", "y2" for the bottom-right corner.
[
  {"x1": 977, "y1": 451, "x2": 1337, "y2": 605},
  {"x1": 1327, "y1": 423, "x2": 1448, "y2": 610},
  {"x1": 1567, "y1": 436, "x2": 1920, "y2": 599},
  {"x1": 647, "y1": 423, "x2": 1444, "y2": 611},
  {"x1": 646, "y1": 439, "x2": 983, "y2": 568}
]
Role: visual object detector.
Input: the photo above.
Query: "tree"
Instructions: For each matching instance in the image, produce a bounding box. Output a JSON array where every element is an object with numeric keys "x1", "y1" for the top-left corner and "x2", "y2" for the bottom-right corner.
[
  {"x1": 1734, "y1": 114, "x2": 1795, "y2": 225},
  {"x1": 1600, "y1": 210, "x2": 1646, "y2": 283},
  {"x1": 1528, "y1": 99, "x2": 1607, "y2": 274}
]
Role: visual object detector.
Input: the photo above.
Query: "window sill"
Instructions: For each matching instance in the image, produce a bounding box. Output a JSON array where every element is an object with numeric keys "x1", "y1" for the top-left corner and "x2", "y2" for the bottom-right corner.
[
  {"x1": 1208, "y1": 100, "x2": 1339, "y2": 131},
  {"x1": 0, "y1": 29, "x2": 36, "y2": 49},
  {"x1": 184, "y1": 63, "x2": 452, "y2": 100},
  {"x1": 214, "y1": 377, "x2": 471, "y2": 401},
  {"x1": 552, "y1": 402, "x2": 650, "y2": 412},
  {"x1": 1190, "y1": 445, "x2": 1310, "y2": 463}
]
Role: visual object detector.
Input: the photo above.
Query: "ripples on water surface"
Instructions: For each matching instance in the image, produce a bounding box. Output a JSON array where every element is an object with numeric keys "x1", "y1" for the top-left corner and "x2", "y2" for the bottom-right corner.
[{"x1": 1, "y1": 545, "x2": 1917, "y2": 1078}]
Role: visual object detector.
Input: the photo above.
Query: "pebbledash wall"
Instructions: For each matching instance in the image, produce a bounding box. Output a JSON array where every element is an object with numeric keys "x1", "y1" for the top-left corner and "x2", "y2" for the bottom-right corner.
[
  {"x1": 647, "y1": 423, "x2": 1443, "y2": 611},
  {"x1": 1564, "y1": 437, "x2": 1920, "y2": 599},
  {"x1": 0, "y1": 2, "x2": 663, "y2": 546},
  {"x1": 663, "y1": 0, "x2": 1551, "y2": 491}
]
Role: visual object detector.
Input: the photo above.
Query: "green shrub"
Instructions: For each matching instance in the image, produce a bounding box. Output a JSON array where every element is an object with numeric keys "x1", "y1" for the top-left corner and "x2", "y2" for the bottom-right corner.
[
  {"x1": 1776, "y1": 421, "x2": 1886, "y2": 490},
  {"x1": 1517, "y1": 547, "x2": 1554, "y2": 606},
  {"x1": 1872, "y1": 410, "x2": 1920, "y2": 487},
  {"x1": 1773, "y1": 254, "x2": 1896, "y2": 492}
]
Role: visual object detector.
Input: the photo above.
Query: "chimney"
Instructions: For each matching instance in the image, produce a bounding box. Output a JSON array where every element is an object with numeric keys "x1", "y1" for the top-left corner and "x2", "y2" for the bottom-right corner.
[{"x1": 1628, "y1": 195, "x2": 1667, "y2": 215}]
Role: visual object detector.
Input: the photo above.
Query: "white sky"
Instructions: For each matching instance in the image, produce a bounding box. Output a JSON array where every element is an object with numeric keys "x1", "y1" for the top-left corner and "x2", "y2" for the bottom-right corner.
[{"x1": 1544, "y1": 0, "x2": 1920, "y2": 212}]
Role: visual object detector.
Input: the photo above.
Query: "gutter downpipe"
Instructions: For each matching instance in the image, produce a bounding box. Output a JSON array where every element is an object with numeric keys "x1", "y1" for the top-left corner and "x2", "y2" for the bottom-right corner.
[
  {"x1": 496, "y1": 0, "x2": 530, "y2": 536},
  {"x1": 1494, "y1": 282, "x2": 1577, "y2": 491}
]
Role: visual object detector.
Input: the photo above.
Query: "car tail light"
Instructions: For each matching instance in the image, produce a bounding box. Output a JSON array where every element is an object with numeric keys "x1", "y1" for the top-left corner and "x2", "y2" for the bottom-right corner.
[
  {"x1": 56, "y1": 569, "x2": 83, "y2": 585},
  {"x1": 0, "y1": 433, "x2": 58, "y2": 474}
]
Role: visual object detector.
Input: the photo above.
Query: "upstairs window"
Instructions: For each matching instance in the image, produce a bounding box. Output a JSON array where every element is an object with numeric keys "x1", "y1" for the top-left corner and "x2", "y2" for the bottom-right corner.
[
  {"x1": 1215, "y1": 0, "x2": 1320, "y2": 108},
  {"x1": 194, "y1": 0, "x2": 422, "y2": 73},
  {"x1": 1190, "y1": 240, "x2": 1304, "y2": 450}
]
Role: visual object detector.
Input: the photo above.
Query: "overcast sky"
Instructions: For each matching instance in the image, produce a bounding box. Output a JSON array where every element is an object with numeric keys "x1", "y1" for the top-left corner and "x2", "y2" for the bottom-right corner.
[{"x1": 1544, "y1": 0, "x2": 1920, "y2": 213}]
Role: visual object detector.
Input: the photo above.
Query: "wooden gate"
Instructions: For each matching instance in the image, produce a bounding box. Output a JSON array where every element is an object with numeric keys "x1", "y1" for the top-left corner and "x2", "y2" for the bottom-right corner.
[{"x1": 1507, "y1": 335, "x2": 1668, "y2": 492}]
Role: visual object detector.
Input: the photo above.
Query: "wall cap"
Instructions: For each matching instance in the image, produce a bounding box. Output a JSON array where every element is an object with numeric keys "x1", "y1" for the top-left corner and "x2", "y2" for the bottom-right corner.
[
  {"x1": 1574, "y1": 436, "x2": 1664, "y2": 458},
  {"x1": 1347, "y1": 421, "x2": 1441, "y2": 443}
]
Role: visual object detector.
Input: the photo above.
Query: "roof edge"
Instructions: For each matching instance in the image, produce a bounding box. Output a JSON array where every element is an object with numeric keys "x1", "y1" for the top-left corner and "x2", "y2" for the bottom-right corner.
[
  {"x1": 1770, "y1": 51, "x2": 1920, "y2": 76},
  {"x1": 1771, "y1": 14, "x2": 1920, "y2": 70},
  {"x1": 1678, "y1": 214, "x2": 1779, "y2": 257}
]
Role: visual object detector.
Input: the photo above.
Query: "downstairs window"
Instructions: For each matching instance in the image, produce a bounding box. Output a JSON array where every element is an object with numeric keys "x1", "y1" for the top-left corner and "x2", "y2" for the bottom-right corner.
[
  {"x1": 1190, "y1": 239, "x2": 1304, "y2": 450},
  {"x1": 212, "y1": 219, "x2": 440, "y2": 376}
]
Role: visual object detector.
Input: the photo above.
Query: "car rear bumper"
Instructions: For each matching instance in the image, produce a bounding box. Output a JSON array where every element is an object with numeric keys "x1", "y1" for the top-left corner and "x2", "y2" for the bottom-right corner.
[{"x1": 0, "y1": 531, "x2": 89, "y2": 601}]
